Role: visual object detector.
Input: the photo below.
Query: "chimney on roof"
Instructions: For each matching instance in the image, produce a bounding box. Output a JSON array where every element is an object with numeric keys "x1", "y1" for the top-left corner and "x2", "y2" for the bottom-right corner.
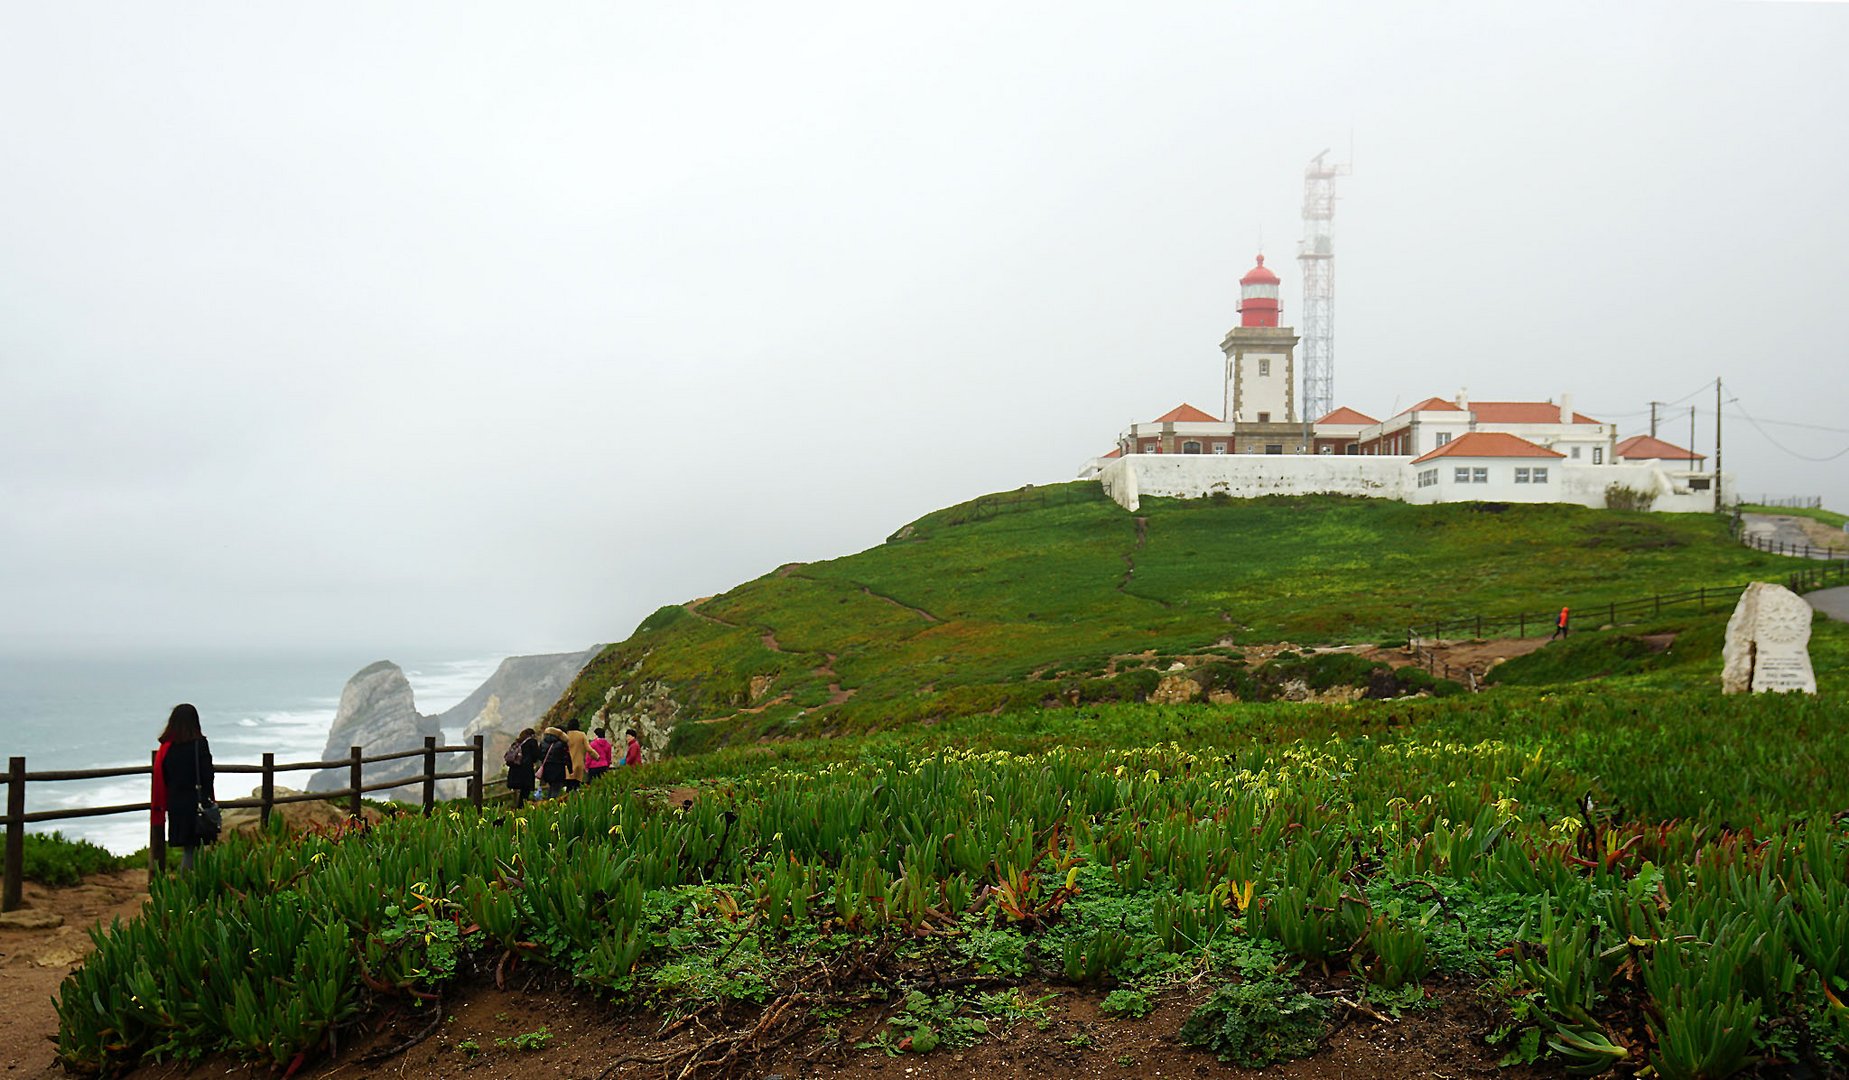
[
  {"x1": 1560, "y1": 394, "x2": 1573, "y2": 425},
  {"x1": 1455, "y1": 387, "x2": 1469, "y2": 410}
]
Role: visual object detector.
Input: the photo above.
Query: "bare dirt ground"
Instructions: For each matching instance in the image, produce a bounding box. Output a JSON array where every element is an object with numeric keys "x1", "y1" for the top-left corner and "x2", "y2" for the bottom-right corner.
[
  {"x1": 0, "y1": 868, "x2": 150, "y2": 1076},
  {"x1": 125, "y1": 972, "x2": 1541, "y2": 1080}
]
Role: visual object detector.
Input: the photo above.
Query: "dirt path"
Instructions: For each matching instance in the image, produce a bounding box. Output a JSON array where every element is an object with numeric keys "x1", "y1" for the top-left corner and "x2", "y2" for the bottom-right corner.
[
  {"x1": 683, "y1": 597, "x2": 742, "y2": 628},
  {"x1": 128, "y1": 973, "x2": 1538, "y2": 1080},
  {"x1": 0, "y1": 868, "x2": 151, "y2": 1077},
  {"x1": 858, "y1": 584, "x2": 940, "y2": 623},
  {"x1": 1740, "y1": 512, "x2": 1849, "y2": 558}
]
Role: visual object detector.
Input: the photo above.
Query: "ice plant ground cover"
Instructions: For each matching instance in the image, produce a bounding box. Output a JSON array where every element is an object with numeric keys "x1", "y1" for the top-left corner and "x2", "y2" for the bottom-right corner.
[{"x1": 56, "y1": 687, "x2": 1849, "y2": 1077}]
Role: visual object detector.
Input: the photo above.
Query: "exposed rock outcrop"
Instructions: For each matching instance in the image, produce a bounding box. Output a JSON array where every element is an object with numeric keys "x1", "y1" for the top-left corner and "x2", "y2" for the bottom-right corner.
[{"x1": 308, "y1": 661, "x2": 441, "y2": 797}]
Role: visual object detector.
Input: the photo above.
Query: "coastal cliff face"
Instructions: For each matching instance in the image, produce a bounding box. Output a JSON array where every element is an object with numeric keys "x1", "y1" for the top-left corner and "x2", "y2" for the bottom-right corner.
[
  {"x1": 438, "y1": 647, "x2": 601, "y2": 769},
  {"x1": 305, "y1": 650, "x2": 603, "y2": 801},
  {"x1": 307, "y1": 661, "x2": 441, "y2": 795}
]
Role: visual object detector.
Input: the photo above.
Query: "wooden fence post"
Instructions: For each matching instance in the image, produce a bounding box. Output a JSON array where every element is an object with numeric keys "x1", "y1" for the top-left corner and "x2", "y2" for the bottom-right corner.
[
  {"x1": 1654, "y1": 594, "x2": 1661, "y2": 616},
  {"x1": 150, "y1": 749, "x2": 166, "y2": 874},
  {"x1": 470, "y1": 735, "x2": 485, "y2": 811},
  {"x1": 348, "y1": 746, "x2": 363, "y2": 820},
  {"x1": 260, "y1": 753, "x2": 275, "y2": 829},
  {"x1": 1698, "y1": 587, "x2": 1706, "y2": 612},
  {"x1": 4, "y1": 757, "x2": 25, "y2": 912},
  {"x1": 1608, "y1": 601, "x2": 1616, "y2": 626},
  {"x1": 422, "y1": 736, "x2": 437, "y2": 814},
  {"x1": 1475, "y1": 615, "x2": 1482, "y2": 639}
]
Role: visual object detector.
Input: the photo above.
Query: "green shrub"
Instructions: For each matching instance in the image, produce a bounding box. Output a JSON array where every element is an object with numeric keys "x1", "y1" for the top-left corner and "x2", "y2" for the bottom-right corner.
[
  {"x1": 1179, "y1": 977, "x2": 1329, "y2": 1067},
  {"x1": 22, "y1": 832, "x2": 130, "y2": 886}
]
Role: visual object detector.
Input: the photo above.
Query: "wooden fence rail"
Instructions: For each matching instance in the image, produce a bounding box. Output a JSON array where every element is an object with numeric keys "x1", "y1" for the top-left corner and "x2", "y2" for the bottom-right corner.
[
  {"x1": 1, "y1": 734, "x2": 485, "y2": 912},
  {"x1": 1412, "y1": 561, "x2": 1849, "y2": 646}
]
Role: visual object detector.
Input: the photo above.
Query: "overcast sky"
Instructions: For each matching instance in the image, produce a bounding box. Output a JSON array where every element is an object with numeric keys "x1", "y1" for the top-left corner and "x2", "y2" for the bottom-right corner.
[{"x1": 3, "y1": 2, "x2": 1846, "y2": 657}]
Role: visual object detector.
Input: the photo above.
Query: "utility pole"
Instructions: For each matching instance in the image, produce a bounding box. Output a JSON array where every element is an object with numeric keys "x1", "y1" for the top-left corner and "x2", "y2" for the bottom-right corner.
[
  {"x1": 1689, "y1": 407, "x2": 1698, "y2": 473},
  {"x1": 1713, "y1": 377, "x2": 1723, "y2": 513},
  {"x1": 1649, "y1": 401, "x2": 1663, "y2": 438}
]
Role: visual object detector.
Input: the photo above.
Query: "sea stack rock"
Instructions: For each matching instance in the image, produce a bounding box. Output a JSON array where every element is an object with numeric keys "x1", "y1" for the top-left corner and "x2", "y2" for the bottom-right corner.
[
  {"x1": 308, "y1": 661, "x2": 443, "y2": 794},
  {"x1": 1722, "y1": 583, "x2": 1816, "y2": 695}
]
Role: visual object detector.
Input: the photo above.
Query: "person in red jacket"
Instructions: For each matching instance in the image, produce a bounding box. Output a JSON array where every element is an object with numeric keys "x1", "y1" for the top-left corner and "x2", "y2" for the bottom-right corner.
[
  {"x1": 1551, "y1": 606, "x2": 1570, "y2": 640},
  {"x1": 624, "y1": 728, "x2": 643, "y2": 767}
]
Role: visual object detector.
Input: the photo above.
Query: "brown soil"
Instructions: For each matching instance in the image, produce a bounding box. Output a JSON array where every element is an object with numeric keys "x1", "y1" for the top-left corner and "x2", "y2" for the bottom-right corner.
[
  {"x1": 0, "y1": 868, "x2": 151, "y2": 1077},
  {"x1": 122, "y1": 975, "x2": 1545, "y2": 1080}
]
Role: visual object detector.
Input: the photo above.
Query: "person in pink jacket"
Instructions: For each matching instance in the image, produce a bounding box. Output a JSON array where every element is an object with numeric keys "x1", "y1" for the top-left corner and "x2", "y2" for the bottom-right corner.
[{"x1": 585, "y1": 727, "x2": 613, "y2": 782}]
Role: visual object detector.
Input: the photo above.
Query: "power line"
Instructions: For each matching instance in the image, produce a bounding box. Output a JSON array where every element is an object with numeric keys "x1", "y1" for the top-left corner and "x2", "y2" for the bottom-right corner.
[{"x1": 1727, "y1": 397, "x2": 1849, "y2": 462}]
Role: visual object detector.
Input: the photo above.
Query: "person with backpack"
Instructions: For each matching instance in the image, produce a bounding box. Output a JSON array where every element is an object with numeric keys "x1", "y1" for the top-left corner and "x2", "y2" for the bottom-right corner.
[
  {"x1": 624, "y1": 727, "x2": 643, "y2": 768},
  {"x1": 1552, "y1": 606, "x2": 1570, "y2": 640},
  {"x1": 503, "y1": 728, "x2": 540, "y2": 807},
  {"x1": 586, "y1": 727, "x2": 613, "y2": 783},
  {"x1": 537, "y1": 727, "x2": 571, "y2": 800},
  {"x1": 564, "y1": 723, "x2": 589, "y2": 794},
  {"x1": 151, "y1": 703, "x2": 218, "y2": 871}
]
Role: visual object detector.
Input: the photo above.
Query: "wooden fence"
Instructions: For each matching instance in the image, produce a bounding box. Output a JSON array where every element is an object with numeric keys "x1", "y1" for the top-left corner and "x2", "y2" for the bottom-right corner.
[
  {"x1": 1411, "y1": 561, "x2": 1849, "y2": 646},
  {"x1": 1, "y1": 735, "x2": 485, "y2": 912},
  {"x1": 1739, "y1": 531, "x2": 1849, "y2": 562}
]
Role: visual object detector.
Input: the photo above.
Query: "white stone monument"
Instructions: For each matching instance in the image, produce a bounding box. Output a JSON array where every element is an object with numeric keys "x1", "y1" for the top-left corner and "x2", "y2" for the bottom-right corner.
[{"x1": 1721, "y1": 582, "x2": 1816, "y2": 694}]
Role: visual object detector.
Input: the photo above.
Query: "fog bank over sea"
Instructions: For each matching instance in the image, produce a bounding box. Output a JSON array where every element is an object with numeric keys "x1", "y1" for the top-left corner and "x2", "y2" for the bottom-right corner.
[{"x1": 0, "y1": 650, "x2": 503, "y2": 853}]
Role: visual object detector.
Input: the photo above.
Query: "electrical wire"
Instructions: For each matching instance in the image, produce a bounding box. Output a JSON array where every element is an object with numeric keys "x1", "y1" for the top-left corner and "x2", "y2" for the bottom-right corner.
[{"x1": 1727, "y1": 396, "x2": 1849, "y2": 462}]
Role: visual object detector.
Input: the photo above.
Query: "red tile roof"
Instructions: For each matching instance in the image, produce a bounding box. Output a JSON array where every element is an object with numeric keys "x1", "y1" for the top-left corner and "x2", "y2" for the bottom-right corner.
[
  {"x1": 1409, "y1": 432, "x2": 1566, "y2": 464},
  {"x1": 1615, "y1": 435, "x2": 1704, "y2": 461},
  {"x1": 1153, "y1": 403, "x2": 1221, "y2": 423},
  {"x1": 1400, "y1": 396, "x2": 1465, "y2": 415},
  {"x1": 1315, "y1": 406, "x2": 1378, "y2": 425},
  {"x1": 1100, "y1": 447, "x2": 1123, "y2": 459},
  {"x1": 1471, "y1": 401, "x2": 1602, "y2": 425}
]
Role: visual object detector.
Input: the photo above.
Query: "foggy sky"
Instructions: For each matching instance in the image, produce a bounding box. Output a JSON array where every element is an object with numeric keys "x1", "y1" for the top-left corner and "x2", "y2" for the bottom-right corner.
[{"x1": 4, "y1": 2, "x2": 1847, "y2": 657}]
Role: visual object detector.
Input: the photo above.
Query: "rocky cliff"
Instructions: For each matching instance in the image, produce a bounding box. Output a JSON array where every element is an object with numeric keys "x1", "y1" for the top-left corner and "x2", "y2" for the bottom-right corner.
[
  {"x1": 437, "y1": 648, "x2": 601, "y2": 792},
  {"x1": 307, "y1": 661, "x2": 442, "y2": 796},
  {"x1": 307, "y1": 650, "x2": 603, "y2": 801}
]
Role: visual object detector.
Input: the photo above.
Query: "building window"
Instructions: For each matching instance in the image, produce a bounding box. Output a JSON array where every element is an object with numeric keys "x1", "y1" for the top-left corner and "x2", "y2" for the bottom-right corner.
[
  {"x1": 1319, "y1": 445, "x2": 1332, "y2": 455},
  {"x1": 1142, "y1": 441, "x2": 1156, "y2": 453},
  {"x1": 1258, "y1": 358, "x2": 1271, "y2": 376},
  {"x1": 1212, "y1": 442, "x2": 1227, "y2": 454},
  {"x1": 1257, "y1": 411, "x2": 1271, "y2": 423},
  {"x1": 1473, "y1": 467, "x2": 1488, "y2": 483},
  {"x1": 1182, "y1": 440, "x2": 1202, "y2": 454},
  {"x1": 1436, "y1": 432, "x2": 1452, "y2": 447},
  {"x1": 1265, "y1": 444, "x2": 1283, "y2": 455},
  {"x1": 1454, "y1": 467, "x2": 1471, "y2": 484},
  {"x1": 1570, "y1": 446, "x2": 1581, "y2": 459},
  {"x1": 1346, "y1": 444, "x2": 1358, "y2": 456},
  {"x1": 1689, "y1": 476, "x2": 1710, "y2": 491},
  {"x1": 1515, "y1": 467, "x2": 1530, "y2": 484},
  {"x1": 1532, "y1": 467, "x2": 1548, "y2": 484},
  {"x1": 1592, "y1": 447, "x2": 1604, "y2": 465},
  {"x1": 1418, "y1": 468, "x2": 1439, "y2": 488}
]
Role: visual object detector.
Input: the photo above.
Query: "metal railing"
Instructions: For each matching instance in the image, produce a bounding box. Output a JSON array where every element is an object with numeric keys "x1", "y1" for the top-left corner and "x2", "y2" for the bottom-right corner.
[{"x1": 0, "y1": 735, "x2": 485, "y2": 912}]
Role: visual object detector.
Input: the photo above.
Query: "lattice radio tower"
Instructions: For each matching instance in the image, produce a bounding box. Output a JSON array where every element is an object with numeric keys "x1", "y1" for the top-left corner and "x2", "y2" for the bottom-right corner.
[{"x1": 1297, "y1": 149, "x2": 1350, "y2": 423}]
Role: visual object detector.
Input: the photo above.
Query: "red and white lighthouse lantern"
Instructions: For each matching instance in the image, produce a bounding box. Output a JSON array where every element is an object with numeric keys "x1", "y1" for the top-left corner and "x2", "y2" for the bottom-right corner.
[{"x1": 1238, "y1": 254, "x2": 1280, "y2": 328}]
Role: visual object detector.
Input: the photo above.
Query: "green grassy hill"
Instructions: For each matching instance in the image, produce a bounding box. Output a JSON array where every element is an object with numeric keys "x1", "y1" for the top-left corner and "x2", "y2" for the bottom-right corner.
[{"x1": 548, "y1": 485, "x2": 1817, "y2": 746}]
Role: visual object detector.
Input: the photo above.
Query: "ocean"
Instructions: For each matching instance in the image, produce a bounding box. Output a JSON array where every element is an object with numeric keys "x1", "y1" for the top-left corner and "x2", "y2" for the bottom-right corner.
[{"x1": 0, "y1": 651, "x2": 504, "y2": 854}]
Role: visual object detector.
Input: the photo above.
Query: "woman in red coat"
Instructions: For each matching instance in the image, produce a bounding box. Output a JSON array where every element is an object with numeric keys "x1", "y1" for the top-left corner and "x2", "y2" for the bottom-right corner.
[{"x1": 151, "y1": 704, "x2": 217, "y2": 870}]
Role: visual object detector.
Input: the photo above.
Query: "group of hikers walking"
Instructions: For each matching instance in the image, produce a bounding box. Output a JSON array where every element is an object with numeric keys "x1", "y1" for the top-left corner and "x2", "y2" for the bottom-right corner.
[{"x1": 502, "y1": 723, "x2": 642, "y2": 806}]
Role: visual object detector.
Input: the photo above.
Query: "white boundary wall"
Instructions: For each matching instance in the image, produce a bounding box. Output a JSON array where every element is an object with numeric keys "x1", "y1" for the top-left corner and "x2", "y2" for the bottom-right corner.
[
  {"x1": 1099, "y1": 455, "x2": 1408, "y2": 511},
  {"x1": 1099, "y1": 455, "x2": 1728, "y2": 514}
]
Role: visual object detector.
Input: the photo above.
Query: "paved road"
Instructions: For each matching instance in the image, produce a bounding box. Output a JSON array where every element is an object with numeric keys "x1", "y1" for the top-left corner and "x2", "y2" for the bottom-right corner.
[
  {"x1": 1740, "y1": 512, "x2": 1848, "y2": 560},
  {"x1": 1809, "y1": 586, "x2": 1849, "y2": 624}
]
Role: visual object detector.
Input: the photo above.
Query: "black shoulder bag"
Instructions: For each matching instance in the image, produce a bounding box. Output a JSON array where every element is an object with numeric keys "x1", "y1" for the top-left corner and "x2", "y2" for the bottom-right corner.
[{"x1": 194, "y1": 741, "x2": 222, "y2": 841}]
